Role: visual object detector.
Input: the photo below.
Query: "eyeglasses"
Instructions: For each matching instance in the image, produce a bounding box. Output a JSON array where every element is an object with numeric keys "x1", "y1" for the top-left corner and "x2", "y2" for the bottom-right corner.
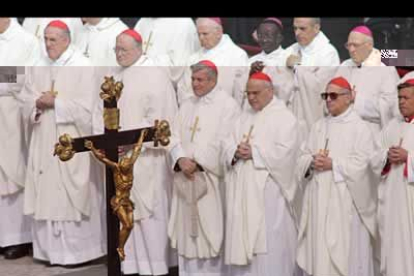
[
  {"x1": 321, "y1": 92, "x2": 349, "y2": 100},
  {"x1": 344, "y1": 41, "x2": 367, "y2": 50}
]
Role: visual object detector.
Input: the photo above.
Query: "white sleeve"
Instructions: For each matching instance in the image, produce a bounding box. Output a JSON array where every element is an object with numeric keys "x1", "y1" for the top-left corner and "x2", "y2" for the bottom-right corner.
[
  {"x1": 332, "y1": 160, "x2": 346, "y2": 182},
  {"x1": 251, "y1": 145, "x2": 267, "y2": 169},
  {"x1": 170, "y1": 143, "x2": 187, "y2": 171},
  {"x1": 408, "y1": 151, "x2": 414, "y2": 183}
]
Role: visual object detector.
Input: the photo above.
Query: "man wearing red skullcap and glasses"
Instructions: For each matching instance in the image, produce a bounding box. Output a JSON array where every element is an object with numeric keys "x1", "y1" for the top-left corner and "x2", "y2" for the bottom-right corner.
[
  {"x1": 335, "y1": 25, "x2": 400, "y2": 135},
  {"x1": 223, "y1": 71, "x2": 301, "y2": 276},
  {"x1": 21, "y1": 20, "x2": 105, "y2": 266},
  {"x1": 168, "y1": 60, "x2": 240, "y2": 276},
  {"x1": 296, "y1": 76, "x2": 380, "y2": 276},
  {"x1": 370, "y1": 77, "x2": 414, "y2": 276}
]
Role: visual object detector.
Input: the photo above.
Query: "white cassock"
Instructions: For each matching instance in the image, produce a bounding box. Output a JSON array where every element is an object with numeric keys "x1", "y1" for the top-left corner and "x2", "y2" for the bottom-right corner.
[
  {"x1": 296, "y1": 107, "x2": 379, "y2": 276},
  {"x1": 0, "y1": 18, "x2": 40, "y2": 66},
  {"x1": 92, "y1": 55, "x2": 178, "y2": 275},
  {"x1": 285, "y1": 31, "x2": 340, "y2": 136},
  {"x1": 0, "y1": 18, "x2": 40, "y2": 248},
  {"x1": 0, "y1": 73, "x2": 32, "y2": 248},
  {"x1": 370, "y1": 115, "x2": 414, "y2": 276},
  {"x1": 135, "y1": 17, "x2": 200, "y2": 84},
  {"x1": 74, "y1": 18, "x2": 127, "y2": 66},
  {"x1": 21, "y1": 62, "x2": 106, "y2": 264},
  {"x1": 336, "y1": 51, "x2": 400, "y2": 135},
  {"x1": 22, "y1": 17, "x2": 84, "y2": 58},
  {"x1": 223, "y1": 97, "x2": 301, "y2": 276},
  {"x1": 248, "y1": 46, "x2": 293, "y2": 104},
  {"x1": 177, "y1": 34, "x2": 249, "y2": 106},
  {"x1": 168, "y1": 87, "x2": 240, "y2": 276}
]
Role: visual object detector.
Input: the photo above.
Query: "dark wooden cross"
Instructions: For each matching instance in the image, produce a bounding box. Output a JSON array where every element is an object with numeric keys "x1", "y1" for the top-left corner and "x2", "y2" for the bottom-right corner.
[{"x1": 53, "y1": 76, "x2": 171, "y2": 276}]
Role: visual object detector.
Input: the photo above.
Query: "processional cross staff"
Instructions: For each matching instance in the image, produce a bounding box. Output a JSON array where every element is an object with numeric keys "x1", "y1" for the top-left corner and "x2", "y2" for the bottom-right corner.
[{"x1": 53, "y1": 76, "x2": 171, "y2": 276}]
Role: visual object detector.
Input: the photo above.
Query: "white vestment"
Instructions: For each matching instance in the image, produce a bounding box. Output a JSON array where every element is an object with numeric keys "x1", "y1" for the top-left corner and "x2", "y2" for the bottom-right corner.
[
  {"x1": 177, "y1": 34, "x2": 249, "y2": 106},
  {"x1": 21, "y1": 64, "x2": 106, "y2": 264},
  {"x1": 92, "y1": 56, "x2": 178, "y2": 275},
  {"x1": 223, "y1": 97, "x2": 301, "y2": 276},
  {"x1": 0, "y1": 18, "x2": 40, "y2": 66},
  {"x1": 248, "y1": 46, "x2": 293, "y2": 103},
  {"x1": 336, "y1": 53, "x2": 400, "y2": 134},
  {"x1": 74, "y1": 18, "x2": 127, "y2": 66},
  {"x1": 168, "y1": 87, "x2": 240, "y2": 275},
  {"x1": 296, "y1": 107, "x2": 379, "y2": 276},
  {"x1": 135, "y1": 17, "x2": 200, "y2": 84},
  {"x1": 0, "y1": 73, "x2": 32, "y2": 247},
  {"x1": 370, "y1": 116, "x2": 414, "y2": 276},
  {"x1": 285, "y1": 31, "x2": 340, "y2": 136}
]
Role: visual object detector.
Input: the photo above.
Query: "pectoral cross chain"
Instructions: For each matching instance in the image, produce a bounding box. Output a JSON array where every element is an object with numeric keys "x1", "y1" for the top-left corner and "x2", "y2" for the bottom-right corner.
[{"x1": 190, "y1": 116, "x2": 201, "y2": 142}]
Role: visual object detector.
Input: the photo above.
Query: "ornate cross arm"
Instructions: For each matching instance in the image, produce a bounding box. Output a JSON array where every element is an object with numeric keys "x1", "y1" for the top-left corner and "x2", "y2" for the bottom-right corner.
[{"x1": 54, "y1": 119, "x2": 171, "y2": 161}]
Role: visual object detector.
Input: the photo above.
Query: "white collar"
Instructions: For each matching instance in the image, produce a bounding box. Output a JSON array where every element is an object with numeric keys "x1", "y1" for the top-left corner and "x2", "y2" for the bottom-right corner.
[
  {"x1": 48, "y1": 44, "x2": 76, "y2": 66},
  {"x1": 0, "y1": 19, "x2": 19, "y2": 41},
  {"x1": 299, "y1": 31, "x2": 330, "y2": 55}
]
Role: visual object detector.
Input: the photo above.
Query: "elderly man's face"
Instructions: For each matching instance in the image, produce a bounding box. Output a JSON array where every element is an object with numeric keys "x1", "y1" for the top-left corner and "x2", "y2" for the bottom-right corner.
[
  {"x1": 115, "y1": 34, "x2": 142, "y2": 67},
  {"x1": 44, "y1": 27, "x2": 70, "y2": 61},
  {"x1": 196, "y1": 22, "x2": 222, "y2": 50},
  {"x1": 293, "y1": 18, "x2": 320, "y2": 47},
  {"x1": 346, "y1": 32, "x2": 373, "y2": 65},
  {"x1": 398, "y1": 87, "x2": 414, "y2": 118},
  {"x1": 246, "y1": 79, "x2": 274, "y2": 111},
  {"x1": 191, "y1": 68, "x2": 217, "y2": 97},
  {"x1": 257, "y1": 23, "x2": 282, "y2": 54},
  {"x1": 324, "y1": 84, "x2": 352, "y2": 116}
]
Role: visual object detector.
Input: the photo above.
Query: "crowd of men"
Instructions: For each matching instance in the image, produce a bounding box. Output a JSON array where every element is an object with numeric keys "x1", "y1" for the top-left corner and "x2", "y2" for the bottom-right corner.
[{"x1": 0, "y1": 17, "x2": 413, "y2": 276}]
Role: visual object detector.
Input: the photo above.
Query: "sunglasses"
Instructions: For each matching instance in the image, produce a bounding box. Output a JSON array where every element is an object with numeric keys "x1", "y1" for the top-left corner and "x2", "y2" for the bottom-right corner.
[{"x1": 321, "y1": 92, "x2": 349, "y2": 100}]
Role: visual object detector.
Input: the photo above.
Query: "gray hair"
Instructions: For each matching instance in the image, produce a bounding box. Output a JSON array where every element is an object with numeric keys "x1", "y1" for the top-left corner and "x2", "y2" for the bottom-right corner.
[
  {"x1": 190, "y1": 62, "x2": 218, "y2": 80},
  {"x1": 311, "y1": 18, "x2": 321, "y2": 25}
]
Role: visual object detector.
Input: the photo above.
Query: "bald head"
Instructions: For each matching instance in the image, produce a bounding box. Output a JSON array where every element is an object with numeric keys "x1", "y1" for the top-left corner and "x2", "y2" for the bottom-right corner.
[
  {"x1": 115, "y1": 33, "x2": 142, "y2": 67},
  {"x1": 196, "y1": 18, "x2": 223, "y2": 50}
]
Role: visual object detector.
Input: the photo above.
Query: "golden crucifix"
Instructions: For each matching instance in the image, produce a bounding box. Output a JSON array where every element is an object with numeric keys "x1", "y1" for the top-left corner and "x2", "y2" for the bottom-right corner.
[
  {"x1": 143, "y1": 31, "x2": 153, "y2": 55},
  {"x1": 190, "y1": 116, "x2": 201, "y2": 142}
]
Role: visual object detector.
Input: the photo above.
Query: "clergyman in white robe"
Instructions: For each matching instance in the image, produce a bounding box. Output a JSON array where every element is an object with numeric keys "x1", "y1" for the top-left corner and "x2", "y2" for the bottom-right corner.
[
  {"x1": 296, "y1": 78, "x2": 379, "y2": 276},
  {"x1": 0, "y1": 18, "x2": 40, "y2": 66},
  {"x1": 335, "y1": 26, "x2": 400, "y2": 135},
  {"x1": 285, "y1": 21, "x2": 340, "y2": 136},
  {"x1": 168, "y1": 63, "x2": 240, "y2": 276},
  {"x1": 21, "y1": 64, "x2": 106, "y2": 265},
  {"x1": 135, "y1": 17, "x2": 200, "y2": 84},
  {"x1": 177, "y1": 18, "x2": 249, "y2": 106},
  {"x1": 223, "y1": 73, "x2": 301, "y2": 276},
  {"x1": 370, "y1": 78, "x2": 414, "y2": 276},
  {"x1": 74, "y1": 18, "x2": 127, "y2": 66},
  {"x1": 0, "y1": 70, "x2": 32, "y2": 250},
  {"x1": 93, "y1": 30, "x2": 179, "y2": 274}
]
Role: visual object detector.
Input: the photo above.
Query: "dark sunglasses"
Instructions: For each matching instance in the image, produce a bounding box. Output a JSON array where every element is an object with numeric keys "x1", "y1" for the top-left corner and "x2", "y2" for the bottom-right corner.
[{"x1": 321, "y1": 92, "x2": 349, "y2": 100}]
